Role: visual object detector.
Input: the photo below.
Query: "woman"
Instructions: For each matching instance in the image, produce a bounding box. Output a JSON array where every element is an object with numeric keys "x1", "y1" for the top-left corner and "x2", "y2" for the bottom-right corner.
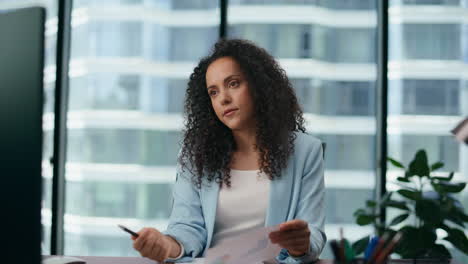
[{"x1": 132, "y1": 39, "x2": 326, "y2": 263}]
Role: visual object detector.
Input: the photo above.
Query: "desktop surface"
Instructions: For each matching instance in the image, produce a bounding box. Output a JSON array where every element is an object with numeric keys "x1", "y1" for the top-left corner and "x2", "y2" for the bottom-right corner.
[{"x1": 46, "y1": 256, "x2": 457, "y2": 264}]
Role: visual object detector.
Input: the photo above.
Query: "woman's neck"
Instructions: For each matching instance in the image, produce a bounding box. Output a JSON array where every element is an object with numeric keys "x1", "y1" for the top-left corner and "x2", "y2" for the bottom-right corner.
[{"x1": 232, "y1": 128, "x2": 257, "y2": 153}]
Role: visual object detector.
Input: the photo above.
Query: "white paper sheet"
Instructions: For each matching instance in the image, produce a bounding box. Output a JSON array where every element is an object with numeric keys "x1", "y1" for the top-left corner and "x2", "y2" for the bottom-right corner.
[{"x1": 204, "y1": 226, "x2": 281, "y2": 264}]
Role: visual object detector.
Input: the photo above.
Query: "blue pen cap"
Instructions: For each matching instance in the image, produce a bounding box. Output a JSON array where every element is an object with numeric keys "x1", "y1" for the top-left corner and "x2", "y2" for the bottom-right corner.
[{"x1": 364, "y1": 236, "x2": 379, "y2": 260}]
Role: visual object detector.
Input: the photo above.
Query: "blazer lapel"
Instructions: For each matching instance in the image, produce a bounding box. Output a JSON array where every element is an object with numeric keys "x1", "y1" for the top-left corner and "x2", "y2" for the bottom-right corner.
[
  {"x1": 200, "y1": 181, "x2": 220, "y2": 250},
  {"x1": 265, "y1": 164, "x2": 294, "y2": 226}
]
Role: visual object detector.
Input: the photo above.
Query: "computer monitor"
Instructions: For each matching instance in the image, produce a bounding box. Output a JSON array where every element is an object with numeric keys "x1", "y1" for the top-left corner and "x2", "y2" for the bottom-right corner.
[{"x1": 0, "y1": 7, "x2": 45, "y2": 264}]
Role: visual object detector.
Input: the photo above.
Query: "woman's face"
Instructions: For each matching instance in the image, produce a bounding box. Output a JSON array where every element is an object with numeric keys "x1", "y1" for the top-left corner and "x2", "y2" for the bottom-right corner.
[{"x1": 206, "y1": 56, "x2": 256, "y2": 131}]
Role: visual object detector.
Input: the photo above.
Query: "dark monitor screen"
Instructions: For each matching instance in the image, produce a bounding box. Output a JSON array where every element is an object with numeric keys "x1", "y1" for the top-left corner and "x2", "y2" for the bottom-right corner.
[{"x1": 0, "y1": 7, "x2": 45, "y2": 264}]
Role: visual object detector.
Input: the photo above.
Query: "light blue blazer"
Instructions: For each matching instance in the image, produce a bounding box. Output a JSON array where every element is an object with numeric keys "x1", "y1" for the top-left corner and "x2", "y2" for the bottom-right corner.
[{"x1": 163, "y1": 132, "x2": 326, "y2": 262}]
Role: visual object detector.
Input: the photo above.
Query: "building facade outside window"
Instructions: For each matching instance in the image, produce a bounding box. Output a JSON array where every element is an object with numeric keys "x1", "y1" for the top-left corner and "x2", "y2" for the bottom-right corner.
[{"x1": 1, "y1": 0, "x2": 466, "y2": 262}]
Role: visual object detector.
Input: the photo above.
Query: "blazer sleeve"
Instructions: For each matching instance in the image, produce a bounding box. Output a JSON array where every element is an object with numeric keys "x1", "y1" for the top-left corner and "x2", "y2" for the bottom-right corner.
[
  {"x1": 162, "y1": 161, "x2": 207, "y2": 262},
  {"x1": 292, "y1": 138, "x2": 327, "y2": 262}
]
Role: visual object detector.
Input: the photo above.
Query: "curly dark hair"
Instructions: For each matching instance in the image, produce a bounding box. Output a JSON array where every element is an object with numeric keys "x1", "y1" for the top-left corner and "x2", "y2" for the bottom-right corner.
[{"x1": 179, "y1": 38, "x2": 306, "y2": 188}]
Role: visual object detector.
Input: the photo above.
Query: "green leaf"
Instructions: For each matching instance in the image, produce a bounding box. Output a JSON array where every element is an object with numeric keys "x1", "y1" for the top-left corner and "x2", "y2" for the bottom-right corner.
[
  {"x1": 353, "y1": 208, "x2": 366, "y2": 217},
  {"x1": 439, "y1": 182, "x2": 466, "y2": 193},
  {"x1": 430, "y1": 161, "x2": 444, "y2": 172},
  {"x1": 384, "y1": 200, "x2": 410, "y2": 211},
  {"x1": 397, "y1": 226, "x2": 437, "y2": 258},
  {"x1": 391, "y1": 181, "x2": 417, "y2": 191},
  {"x1": 447, "y1": 171, "x2": 455, "y2": 181},
  {"x1": 381, "y1": 191, "x2": 393, "y2": 203},
  {"x1": 415, "y1": 199, "x2": 443, "y2": 225},
  {"x1": 432, "y1": 172, "x2": 454, "y2": 181},
  {"x1": 389, "y1": 213, "x2": 409, "y2": 226},
  {"x1": 437, "y1": 182, "x2": 466, "y2": 193},
  {"x1": 445, "y1": 201, "x2": 466, "y2": 227},
  {"x1": 396, "y1": 177, "x2": 410, "y2": 183},
  {"x1": 366, "y1": 200, "x2": 377, "y2": 208},
  {"x1": 388, "y1": 157, "x2": 405, "y2": 169},
  {"x1": 458, "y1": 211, "x2": 468, "y2": 222},
  {"x1": 426, "y1": 244, "x2": 451, "y2": 259},
  {"x1": 408, "y1": 149, "x2": 430, "y2": 177},
  {"x1": 356, "y1": 214, "x2": 375, "y2": 226},
  {"x1": 446, "y1": 213, "x2": 466, "y2": 227},
  {"x1": 397, "y1": 189, "x2": 421, "y2": 201},
  {"x1": 443, "y1": 227, "x2": 468, "y2": 254},
  {"x1": 352, "y1": 235, "x2": 370, "y2": 256}
]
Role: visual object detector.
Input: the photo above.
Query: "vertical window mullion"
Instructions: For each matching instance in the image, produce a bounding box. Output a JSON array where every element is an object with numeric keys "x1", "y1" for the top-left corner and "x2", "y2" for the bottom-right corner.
[
  {"x1": 51, "y1": 0, "x2": 73, "y2": 255},
  {"x1": 220, "y1": 0, "x2": 228, "y2": 39},
  {"x1": 376, "y1": 0, "x2": 389, "y2": 231}
]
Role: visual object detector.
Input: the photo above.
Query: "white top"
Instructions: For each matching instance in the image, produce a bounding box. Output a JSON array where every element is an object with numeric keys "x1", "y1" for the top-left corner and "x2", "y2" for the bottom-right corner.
[{"x1": 210, "y1": 169, "x2": 270, "y2": 247}]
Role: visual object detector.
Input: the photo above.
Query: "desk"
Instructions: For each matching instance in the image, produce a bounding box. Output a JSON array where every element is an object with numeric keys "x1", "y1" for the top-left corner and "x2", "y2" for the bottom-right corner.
[
  {"x1": 53, "y1": 256, "x2": 334, "y2": 264},
  {"x1": 48, "y1": 256, "x2": 457, "y2": 264}
]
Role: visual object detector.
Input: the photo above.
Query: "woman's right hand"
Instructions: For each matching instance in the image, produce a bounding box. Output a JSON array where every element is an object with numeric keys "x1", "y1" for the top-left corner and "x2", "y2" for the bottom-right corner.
[{"x1": 132, "y1": 227, "x2": 181, "y2": 262}]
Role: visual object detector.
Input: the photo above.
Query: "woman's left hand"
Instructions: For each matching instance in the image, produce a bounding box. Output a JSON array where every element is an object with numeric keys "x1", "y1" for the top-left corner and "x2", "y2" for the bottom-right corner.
[{"x1": 268, "y1": 219, "x2": 311, "y2": 257}]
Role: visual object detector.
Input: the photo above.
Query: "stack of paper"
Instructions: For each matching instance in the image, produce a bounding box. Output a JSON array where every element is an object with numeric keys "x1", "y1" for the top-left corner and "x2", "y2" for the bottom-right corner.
[{"x1": 204, "y1": 226, "x2": 281, "y2": 264}]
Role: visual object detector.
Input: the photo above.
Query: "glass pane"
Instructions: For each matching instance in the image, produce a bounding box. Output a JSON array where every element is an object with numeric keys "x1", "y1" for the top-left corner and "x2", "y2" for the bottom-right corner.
[
  {"x1": 388, "y1": 1, "x2": 467, "y2": 262},
  {"x1": 228, "y1": 1, "x2": 377, "y2": 259},
  {"x1": 65, "y1": 0, "x2": 219, "y2": 256},
  {"x1": 0, "y1": 0, "x2": 58, "y2": 255}
]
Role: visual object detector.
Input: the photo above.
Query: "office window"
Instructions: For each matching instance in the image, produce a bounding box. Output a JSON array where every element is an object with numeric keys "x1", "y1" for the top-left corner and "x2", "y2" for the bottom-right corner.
[
  {"x1": 292, "y1": 79, "x2": 375, "y2": 116},
  {"x1": 312, "y1": 26, "x2": 376, "y2": 63},
  {"x1": 320, "y1": 81, "x2": 375, "y2": 116},
  {"x1": 464, "y1": 24, "x2": 468, "y2": 63},
  {"x1": 326, "y1": 189, "x2": 374, "y2": 223},
  {"x1": 389, "y1": 135, "x2": 460, "y2": 171},
  {"x1": 69, "y1": 74, "x2": 141, "y2": 111},
  {"x1": 167, "y1": 79, "x2": 187, "y2": 113},
  {"x1": 391, "y1": 0, "x2": 462, "y2": 5},
  {"x1": 171, "y1": 0, "x2": 218, "y2": 10},
  {"x1": 321, "y1": 0, "x2": 376, "y2": 10},
  {"x1": 230, "y1": 24, "x2": 376, "y2": 63},
  {"x1": 229, "y1": 0, "x2": 376, "y2": 10},
  {"x1": 390, "y1": 24, "x2": 461, "y2": 60},
  {"x1": 65, "y1": 0, "x2": 218, "y2": 256},
  {"x1": 229, "y1": 24, "x2": 275, "y2": 56},
  {"x1": 170, "y1": 27, "x2": 218, "y2": 61},
  {"x1": 229, "y1": 24, "x2": 309, "y2": 59},
  {"x1": 74, "y1": 0, "x2": 143, "y2": 7},
  {"x1": 333, "y1": 28, "x2": 376, "y2": 63},
  {"x1": 71, "y1": 21, "x2": 143, "y2": 58},
  {"x1": 388, "y1": 2, "x2": 467, "y2": 262},
  {"x1": 317, "y1": 134, "x2": 375, "y2": 170},
  {"x1": 389, "y1": 79, "x2": 460, "y2": 115},
  {"x1": 67, "y1": 129, "x2": 181, "y2": 166},
  {"x1": 291, "y1": 79, "x2": 320, "y2": 114},
  {"x1": 65, "y1": 182, "x2": 173, "y2": 219}
]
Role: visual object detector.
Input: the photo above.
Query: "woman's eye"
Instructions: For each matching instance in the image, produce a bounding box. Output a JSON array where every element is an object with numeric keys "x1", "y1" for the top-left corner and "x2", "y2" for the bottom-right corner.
[
  {"x1": 229, "y1": 80, "x2": 239, "y2": 87},
  {"x1": 209, "y1": 90, "x2": 217, "y2": 96}
]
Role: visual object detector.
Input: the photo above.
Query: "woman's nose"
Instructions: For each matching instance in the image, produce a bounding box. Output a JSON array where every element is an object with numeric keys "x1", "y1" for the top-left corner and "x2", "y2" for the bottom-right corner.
[{"x1": 220, "y1": 91, "x2": 231, "y2": 105}]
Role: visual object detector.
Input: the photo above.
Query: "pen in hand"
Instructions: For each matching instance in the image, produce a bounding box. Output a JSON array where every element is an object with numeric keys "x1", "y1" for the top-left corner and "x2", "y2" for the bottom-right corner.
[{"x1": 118, "y1": 224, "x2": 139, "y2": 238}]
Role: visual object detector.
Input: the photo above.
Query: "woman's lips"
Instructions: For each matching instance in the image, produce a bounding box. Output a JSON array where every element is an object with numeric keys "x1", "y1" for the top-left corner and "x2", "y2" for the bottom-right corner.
[{"x1": 224, "y1": 109, "x2": 237, "y2": 117}]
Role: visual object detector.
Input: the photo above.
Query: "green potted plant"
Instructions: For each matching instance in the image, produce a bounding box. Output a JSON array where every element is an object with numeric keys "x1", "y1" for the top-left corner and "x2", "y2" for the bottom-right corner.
[{"x1": 352, "y1": 149, "x2": 468, "y2": 260}]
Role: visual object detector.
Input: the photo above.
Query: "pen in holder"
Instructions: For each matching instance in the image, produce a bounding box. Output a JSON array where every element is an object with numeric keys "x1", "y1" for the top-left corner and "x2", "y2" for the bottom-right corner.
[{"x1": 330, "y1": 229, "x2": 402, "y2": 264}]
